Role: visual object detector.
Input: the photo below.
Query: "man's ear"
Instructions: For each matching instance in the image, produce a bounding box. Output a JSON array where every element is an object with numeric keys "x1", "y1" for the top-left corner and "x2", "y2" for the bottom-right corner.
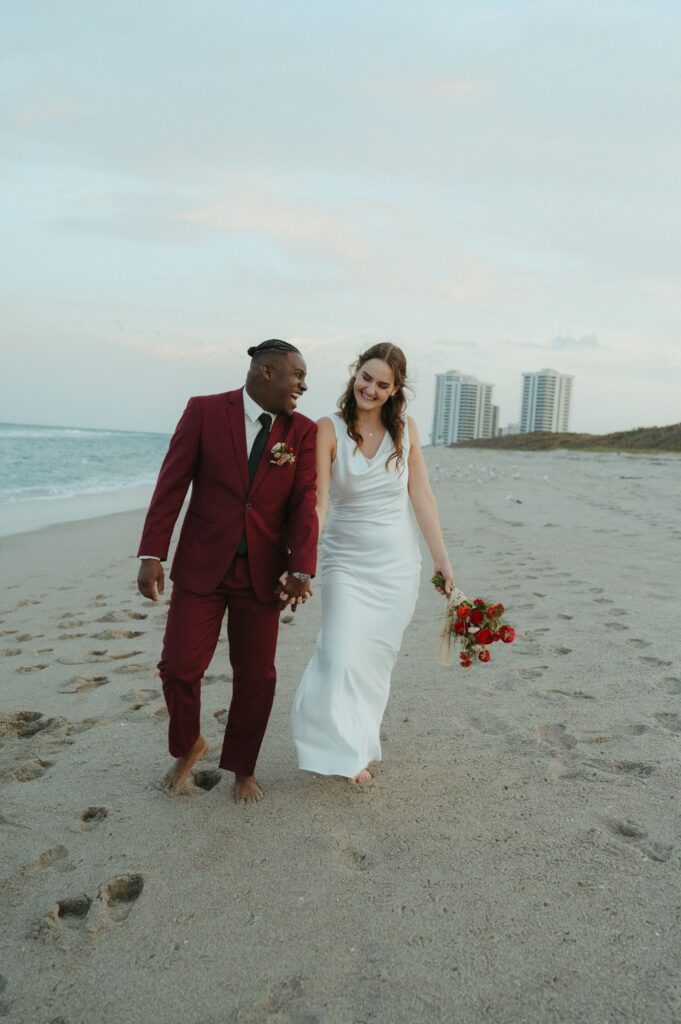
[{"x1": 260, "y1": 361, "x2": 274, "y2": 381}]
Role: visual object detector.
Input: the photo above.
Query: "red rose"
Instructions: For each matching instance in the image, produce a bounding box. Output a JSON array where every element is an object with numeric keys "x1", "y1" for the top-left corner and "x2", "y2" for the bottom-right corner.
[
  {"x1": 452, "y1": 620, "x2": 466, "y2": 636},
  {"x1": 496, "y1": 603, "x2": 505, "y2": 616},
  {"x1": 476, "y1": 628, "x2": 493, "y2": 645},
  {"x1": 491, "y1": 632, "x2": 501, "y2": 642},
  {"x1": 474, "y1": 598, "x2": 486, "y2": 607},
  {"x1": 460, "y1": 656, "x2": 472, "y2": 668},
  {"x1": 470, "y1": 609, "x2": 485, "y2": 626},
  {"x1": 499, "y1": 625, "x2": 516, "y2": 643},
  {"x1": 478, "y1": 649, "x2": 491, "y2": 663},
  {"x1": 456, "y1": 605, "x2": 470, "y2": 619},
  {"x1": 486, "y1": 605, "x2": 498, "y2": 619}
]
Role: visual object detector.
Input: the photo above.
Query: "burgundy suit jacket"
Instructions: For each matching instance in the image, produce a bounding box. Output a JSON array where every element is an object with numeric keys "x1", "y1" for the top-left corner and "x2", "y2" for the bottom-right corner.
[{"x1": 137, "y1": 388, "x2": 318, "y2": 602}]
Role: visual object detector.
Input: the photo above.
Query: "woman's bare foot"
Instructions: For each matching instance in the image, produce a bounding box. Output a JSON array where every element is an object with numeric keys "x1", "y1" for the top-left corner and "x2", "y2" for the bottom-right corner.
[
  {"x1": 233, "y1": 774, "x2": 264, "y2": 804},
  {"x1": 348, "y1": 767, "x2": 373, "y2": 784},
  {"x1": 161, "y1": 736, "x2": 209, "y2": 794}
]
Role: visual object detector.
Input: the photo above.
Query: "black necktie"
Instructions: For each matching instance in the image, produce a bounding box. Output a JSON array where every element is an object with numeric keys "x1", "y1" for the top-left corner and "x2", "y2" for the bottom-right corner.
[
  {"x1": 237, "y1": 412, "x2": 272, "y2": 555},
  {"x1": 248, "y1": 412, "x2": 272, "y2": 481}
]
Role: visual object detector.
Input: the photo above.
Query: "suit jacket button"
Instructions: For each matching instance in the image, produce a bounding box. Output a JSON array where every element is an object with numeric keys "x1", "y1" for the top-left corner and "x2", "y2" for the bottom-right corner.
[{"x1": 245, "y1": 503, "x2": 252, "y2": 509}]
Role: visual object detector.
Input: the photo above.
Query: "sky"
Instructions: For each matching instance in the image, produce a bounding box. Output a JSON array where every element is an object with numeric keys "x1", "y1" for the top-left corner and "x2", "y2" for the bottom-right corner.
[{"x1": 1, "y1": 1, "x2": 680, "y2": 439}]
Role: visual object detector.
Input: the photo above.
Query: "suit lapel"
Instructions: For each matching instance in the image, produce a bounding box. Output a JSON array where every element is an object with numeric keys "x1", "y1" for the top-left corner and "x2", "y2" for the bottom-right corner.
[
  {"x1": 249, "y1": 414, "x2": 291, "y2": 497},
  {"x1": 226, "y1": 389, "x2": 249, "y2": 492}
]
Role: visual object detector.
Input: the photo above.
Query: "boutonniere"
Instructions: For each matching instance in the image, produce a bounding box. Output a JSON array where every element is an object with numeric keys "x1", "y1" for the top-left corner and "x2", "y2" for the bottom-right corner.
[{"x1": 270, "y1": 442, "x2": 296, "y2": 466}]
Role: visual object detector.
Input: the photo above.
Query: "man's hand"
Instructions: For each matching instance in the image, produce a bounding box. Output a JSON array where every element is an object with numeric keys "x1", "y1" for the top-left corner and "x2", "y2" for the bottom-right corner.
[
  {"x1": 276, "y1": 572, "x2": 312, "y2": 607},
  {"x1": 137, "y1": 559, "x2": 165, "y2": 601}
]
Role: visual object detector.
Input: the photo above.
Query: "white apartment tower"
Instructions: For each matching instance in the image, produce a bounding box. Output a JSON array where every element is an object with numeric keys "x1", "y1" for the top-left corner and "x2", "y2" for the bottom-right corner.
[
  {"x1": 520, "y1": 368, "x2": 573, "y2": 433},
  {"x1": 431, "y1": 370, "x2": 494, "y2": 445}
]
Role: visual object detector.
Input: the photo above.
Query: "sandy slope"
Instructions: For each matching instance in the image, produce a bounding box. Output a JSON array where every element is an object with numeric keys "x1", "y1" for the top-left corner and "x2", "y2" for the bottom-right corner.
[{"x1": 1, "y1": 448, "x2": 680, "y2": 1023}]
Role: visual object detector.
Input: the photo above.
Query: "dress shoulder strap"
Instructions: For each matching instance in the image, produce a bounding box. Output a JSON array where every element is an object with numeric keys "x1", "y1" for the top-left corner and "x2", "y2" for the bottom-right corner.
[{"x1": 328, "y1": 413, "x2": 347, "y2": 441}]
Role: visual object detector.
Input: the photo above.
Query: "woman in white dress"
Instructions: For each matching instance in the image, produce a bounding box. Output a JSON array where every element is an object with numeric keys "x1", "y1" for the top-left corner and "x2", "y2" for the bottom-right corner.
[{"x1": 291, "y1": 343, "x2": 454, "y2": 783}]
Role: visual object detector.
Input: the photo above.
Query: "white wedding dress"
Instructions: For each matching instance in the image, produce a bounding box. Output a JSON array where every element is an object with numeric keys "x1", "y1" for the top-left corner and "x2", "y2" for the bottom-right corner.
[{"x1": 292, "y1": 414, "x2": 421, "y2": 777}]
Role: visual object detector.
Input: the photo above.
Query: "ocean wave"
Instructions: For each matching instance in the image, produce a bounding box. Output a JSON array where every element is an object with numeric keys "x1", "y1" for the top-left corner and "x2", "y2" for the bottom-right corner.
[
  {"x1": 0, "y1": 428, "x2": 128, "y2": 441},
  {"x1": 0, "y1": 475, "x2": 158, "y2": 503}
]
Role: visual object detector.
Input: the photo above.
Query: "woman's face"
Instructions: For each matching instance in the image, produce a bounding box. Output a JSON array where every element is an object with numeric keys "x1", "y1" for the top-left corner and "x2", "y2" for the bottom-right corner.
[{"x1": 353, "y1": 358, "x2": 397, "y2": 412}]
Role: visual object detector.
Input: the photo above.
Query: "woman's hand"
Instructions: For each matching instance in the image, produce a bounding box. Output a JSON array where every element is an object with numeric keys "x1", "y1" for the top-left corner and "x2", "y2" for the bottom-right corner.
[{"x1": 432, "y1": 560, "x2": 455, "y2": 597}]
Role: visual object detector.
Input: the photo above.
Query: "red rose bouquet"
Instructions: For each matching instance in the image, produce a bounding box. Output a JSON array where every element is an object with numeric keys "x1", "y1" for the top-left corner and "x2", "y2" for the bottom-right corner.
[{"x1": 432, "y1": 573, "x2": 516, "y2": 668}]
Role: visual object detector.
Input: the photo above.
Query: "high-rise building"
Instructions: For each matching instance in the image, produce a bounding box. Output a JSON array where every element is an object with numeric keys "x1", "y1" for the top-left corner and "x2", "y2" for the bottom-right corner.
[
  {"x1": 431, "y1": 370, "x2": 494, "y2": 445},
  {"x1": 519, "y1": 369, "x2": 573, "y2": 433}
]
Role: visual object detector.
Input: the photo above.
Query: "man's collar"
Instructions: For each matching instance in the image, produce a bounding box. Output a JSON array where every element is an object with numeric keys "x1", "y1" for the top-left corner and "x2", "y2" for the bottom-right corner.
[{"x1": 243, "y1": 387, "x2": 276, "y2": 424}]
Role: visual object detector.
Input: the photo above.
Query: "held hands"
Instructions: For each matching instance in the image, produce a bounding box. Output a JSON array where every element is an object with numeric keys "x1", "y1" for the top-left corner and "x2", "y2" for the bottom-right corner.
[
  {"x1": 137, "y1": 559, "x2": 165, "y2": 601},
  {"x1": 432, "y1": 561, "x2": 455, "y2": 597},
  {"x1": 276, "y1": 572, "x2": 313, "y2": 607}
]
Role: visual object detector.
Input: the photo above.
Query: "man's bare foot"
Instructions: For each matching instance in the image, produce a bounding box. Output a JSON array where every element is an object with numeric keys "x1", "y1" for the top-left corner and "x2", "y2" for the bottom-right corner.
[
  {"x1": 161, "y1": 736, "x2": 209, "y2": 794},
  {"x1": 233, "y1": 774, "x2": 264, "y2": 804},
  {"x1": 348, "y1": 767, "x2": 373, "y2": 784}
]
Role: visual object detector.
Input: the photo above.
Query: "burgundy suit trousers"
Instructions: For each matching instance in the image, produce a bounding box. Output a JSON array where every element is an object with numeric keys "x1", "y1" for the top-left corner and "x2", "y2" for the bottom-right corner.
[{"x1": 158, "y1": 556, "x2": 281, "y2": 776}]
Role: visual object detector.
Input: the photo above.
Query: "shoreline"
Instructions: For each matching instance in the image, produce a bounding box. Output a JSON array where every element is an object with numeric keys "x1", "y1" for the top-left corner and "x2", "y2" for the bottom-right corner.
[
  {"x1": 0, "y1": 484, "x2": 155, "y2": 540},
  {"x1": 4, "y1": 444, "x2": 678, "y2": 544}
]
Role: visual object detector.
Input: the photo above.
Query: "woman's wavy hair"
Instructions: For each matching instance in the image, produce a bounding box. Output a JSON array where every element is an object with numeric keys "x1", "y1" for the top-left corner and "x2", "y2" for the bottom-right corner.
[{"x1": 337, "y1": 342, "x2": 411, "y2": 473}]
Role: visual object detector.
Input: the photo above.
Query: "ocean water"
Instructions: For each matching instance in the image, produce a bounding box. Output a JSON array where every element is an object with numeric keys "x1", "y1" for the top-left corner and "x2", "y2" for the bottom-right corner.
[{"x1": 0, "y1": 422, "x2": 170, "y2": 504}]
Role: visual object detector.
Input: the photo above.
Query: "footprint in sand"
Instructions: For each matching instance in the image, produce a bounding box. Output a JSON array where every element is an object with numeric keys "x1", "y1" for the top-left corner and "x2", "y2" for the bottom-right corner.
[
  {"x1": 0, "y1": 711, "x2": 53, "y2": 739},
  {"x1": 550, "y1": 646, "x2": 572, "y2": 656},
  {"x1": 518, "y1": 666, "x2": 548, "y2": 680},
  {"x1": 113, "y1": 661, "x2": 156, "y2": 675},
  {"x1": 640, "y1": 656, "x2": 673, "y2": 668},
  {"x1": 557, "y1": 613, "x2": 574, "y2": 620},
  {"x1": 603, "y1": 622, "x2": 629, "y2": 631},
  {"x1": 90, "y1": 630, "x2": 144, "y2": 640},
  {"x1": 192, "y1": 769, "x2": 222, "y2": 792},
  {"x1": 61, "y1": 676, "x2": 109, "y2": 694},
  {"x1": 657, "y1": 677, "x2": 681, "y2": 695},
  {"x1": 546, "y1": 688, "x2": 595, "y2": 701},
  {"x1": 596, "y1": 816, "x2": 673, "y2": 863},
  {"x1": 17, "y1": 664, "x2": 48, "y2": 674},
  {"x1": 3, "y1": 648, "x2": 21, "y2": 657},
  {"x1": 97, "y1": 873, "x2": 144, "y2": 922},
  {"x1": 122, "y1": 688, "x2": 161, "y2": 711},
  {"x1": 586, "y1": 759, "x2": 655, "y2": 779},
  {"x1": 58, "y1": 619, "x2": 85, "y2": 629},
  {"x1": 204, "y1": 672, "x2": 232, "y2": 686},
  {"x1": 463, "y1": 713, "x2": 507, "y2": 736},
  {"x1": 536, "y1": 724, "x2": 578, "y2": 750},
  {"x1": 10, "y1": 759, "x2": 54, "y2": 782},
  {"x1": 651, "y1": 712, "x2": 681, "y2": 734},
  {"x1": 17, "y1": 598, "x2": 41, "y2": 607},
  {"x1": 57, "y1": 650, "x2": 142, "y2": 665},
  {"x1": 626, "y1": 638, "x2": 652, "y2": 648},
  {"x1": 45, "y1": 894, "x2": 93, "y2": 931},
  {"x1": 80, "y1": 806, "x2": 109, "y2": 830},
  {"x1": 96, "y1": 610, "x2": 147, "y2": 623}
]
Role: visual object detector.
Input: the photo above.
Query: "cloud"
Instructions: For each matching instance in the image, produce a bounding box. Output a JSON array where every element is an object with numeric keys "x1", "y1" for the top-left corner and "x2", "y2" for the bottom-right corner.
[
  {"x1": 549, "y1": 334, "x2": 600, "y2": 350},
  {"x1": 179, "y1": 193, "x2": 372, "y2": 269}
]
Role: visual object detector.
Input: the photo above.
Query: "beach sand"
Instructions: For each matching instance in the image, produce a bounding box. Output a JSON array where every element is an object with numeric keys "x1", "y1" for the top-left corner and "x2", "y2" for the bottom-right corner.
[{"x1": 1, "y1": 448, "x2": 680, "y2": 1023}]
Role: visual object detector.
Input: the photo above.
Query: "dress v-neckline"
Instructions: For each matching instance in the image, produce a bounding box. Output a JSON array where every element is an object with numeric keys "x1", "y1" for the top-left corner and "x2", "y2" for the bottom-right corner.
[{"x1": 357, "y1": 428, "x2": 388, "y2": 464}]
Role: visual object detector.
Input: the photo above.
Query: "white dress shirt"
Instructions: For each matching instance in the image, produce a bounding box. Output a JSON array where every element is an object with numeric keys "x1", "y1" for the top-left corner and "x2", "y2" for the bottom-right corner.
[{"x1": 140, "y1": 390, "x2": 276, "y2": 561}]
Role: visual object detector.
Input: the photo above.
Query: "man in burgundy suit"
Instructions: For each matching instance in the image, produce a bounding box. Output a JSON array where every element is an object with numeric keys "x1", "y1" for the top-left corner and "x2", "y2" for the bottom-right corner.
[{"x1": 137, "y1": 340, "x2": 318, "y2": 803}]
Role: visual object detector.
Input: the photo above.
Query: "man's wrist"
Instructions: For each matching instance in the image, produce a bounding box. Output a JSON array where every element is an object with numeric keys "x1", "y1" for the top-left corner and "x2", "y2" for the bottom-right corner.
[
  {"x1": 288, "y1": 571, "x2": 311, "y2": 582},
  {"x1": 139, "y1": 556, "x2": 162, "y2": 561}
]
